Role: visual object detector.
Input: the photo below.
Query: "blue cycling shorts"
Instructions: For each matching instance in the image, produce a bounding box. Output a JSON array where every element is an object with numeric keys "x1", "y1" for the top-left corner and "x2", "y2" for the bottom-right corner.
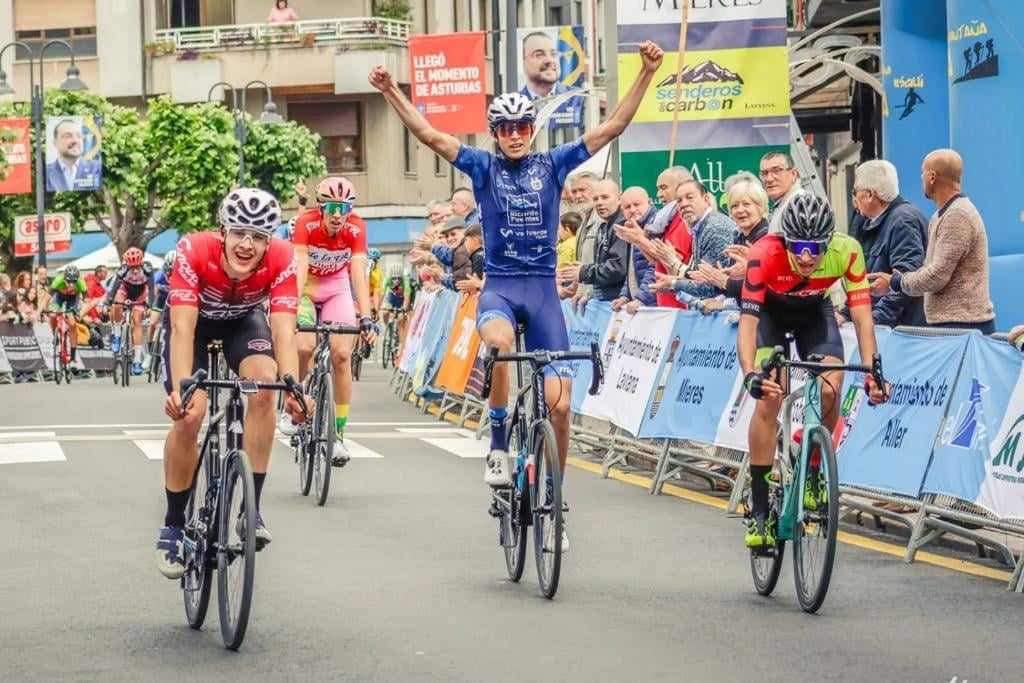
[{"x1": 477, "y1": 275, "x2": 570, "y2": 378}]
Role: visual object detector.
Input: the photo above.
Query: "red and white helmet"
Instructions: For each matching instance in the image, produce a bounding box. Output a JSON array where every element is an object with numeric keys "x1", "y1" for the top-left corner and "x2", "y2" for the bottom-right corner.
[
  {"x1": 123, "y1": 247, "x2": 144, "y2": 268},
  {"x1": 316, "y1": 177, "x2": 357, "y2": 203}
]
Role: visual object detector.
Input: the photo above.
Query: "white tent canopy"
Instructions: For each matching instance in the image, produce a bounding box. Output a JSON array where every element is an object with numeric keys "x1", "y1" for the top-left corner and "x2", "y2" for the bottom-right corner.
[{"x1": 57, "y1": 244, "x2": 163, "y2": 273}]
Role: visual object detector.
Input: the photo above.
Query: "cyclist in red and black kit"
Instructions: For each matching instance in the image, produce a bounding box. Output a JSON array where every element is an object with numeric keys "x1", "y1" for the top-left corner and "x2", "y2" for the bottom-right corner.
[
  {"x1": 155, "y1": 188, "x2": 311, "y2": 580},
  {"x1": 106, "y1": 246, "x2": 153, "y2": 375}
]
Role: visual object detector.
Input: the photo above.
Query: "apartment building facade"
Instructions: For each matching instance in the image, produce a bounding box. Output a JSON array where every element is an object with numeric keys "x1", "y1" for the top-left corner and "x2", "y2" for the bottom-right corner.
[{"x1": 0, "y1": 0, "x2": 607, "y2": 230}]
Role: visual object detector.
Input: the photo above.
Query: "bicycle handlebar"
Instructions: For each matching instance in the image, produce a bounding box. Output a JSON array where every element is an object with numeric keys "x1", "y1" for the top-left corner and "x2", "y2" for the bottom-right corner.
[
  {"x1": 481, "y1": 342, "x2": 604, "y2": 400},
  {"x1": 179, "y1": 369, "x2": 308, "y2": 418},
  {"x1": 760, "y1": 345, "x2": 888, "y2": 400},
  {"x1": 296, "y1": 323, "x2": 361, "y2": 335}
]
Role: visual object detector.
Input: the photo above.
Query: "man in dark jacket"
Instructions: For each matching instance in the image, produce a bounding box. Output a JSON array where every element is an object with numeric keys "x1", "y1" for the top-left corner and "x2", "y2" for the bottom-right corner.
[
  {"x1": 844, "y1": 160, "x2": 928, "y2": 327},
  {"x1": 612, "y1": 186, "x2": 658, "y2": 310},
  {"x1": 558, "y1": 179, "x2": 627, "y2": 303}
]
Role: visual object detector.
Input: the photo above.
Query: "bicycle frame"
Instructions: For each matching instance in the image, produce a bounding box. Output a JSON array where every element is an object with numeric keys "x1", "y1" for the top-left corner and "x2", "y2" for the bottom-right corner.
[{"x1": 776, "y1": 369, "x2": 826, "y2": 542}]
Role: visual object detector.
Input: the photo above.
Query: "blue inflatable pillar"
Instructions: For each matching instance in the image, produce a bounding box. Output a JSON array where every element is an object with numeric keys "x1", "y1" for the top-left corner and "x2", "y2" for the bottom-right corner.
[
  {"x1": 881, "y1": 0, "x2": 949, "y2": 213},
  {"x1": 947, "y1": 0, "x2": 1024, "y2": 329}
]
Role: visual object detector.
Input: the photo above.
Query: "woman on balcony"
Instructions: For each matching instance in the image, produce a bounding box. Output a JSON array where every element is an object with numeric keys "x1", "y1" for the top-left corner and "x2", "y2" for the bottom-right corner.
[{"x1": 268, "y1": 0, "x2": 299, "y2": 23}]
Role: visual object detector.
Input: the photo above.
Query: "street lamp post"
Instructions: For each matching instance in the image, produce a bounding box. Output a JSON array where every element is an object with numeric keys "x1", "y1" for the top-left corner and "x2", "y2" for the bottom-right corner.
[
  {"x1": 0, "y1": 40, "x2": 87, "y2": 269},
  {"x1": 207, "y1": 80, "x2": 284, "y2": 185}
]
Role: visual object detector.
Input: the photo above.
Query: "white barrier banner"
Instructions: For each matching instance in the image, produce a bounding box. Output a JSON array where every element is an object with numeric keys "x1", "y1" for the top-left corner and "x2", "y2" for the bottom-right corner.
[{"x1": 579, "y1": 307, "x2": 677, "y2": 435}]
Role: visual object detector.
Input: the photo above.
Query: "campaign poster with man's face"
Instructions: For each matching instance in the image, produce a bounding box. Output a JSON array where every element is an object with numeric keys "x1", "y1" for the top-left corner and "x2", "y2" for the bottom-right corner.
[
  {"x1": 45, "y1": 115, "x2": 103, "y2": 193},
  {"x1": 516, "y1": 26, "x2": 587, "y2": 129}
]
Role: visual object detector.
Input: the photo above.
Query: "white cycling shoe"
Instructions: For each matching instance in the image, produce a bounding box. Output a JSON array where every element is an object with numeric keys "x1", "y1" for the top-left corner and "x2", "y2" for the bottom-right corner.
[
  {"x1": 484, "y1": 449, "x2": 512, "y2": 488},
  {"x1": 277, "y1": 412, "x2": 298, "y2": 437},
  {"x1": 543, "y1": 522, "x2": 570, "y2": 554},
  {"x1": 331, "y1": 439, "x2": 351, "y2": 468}
]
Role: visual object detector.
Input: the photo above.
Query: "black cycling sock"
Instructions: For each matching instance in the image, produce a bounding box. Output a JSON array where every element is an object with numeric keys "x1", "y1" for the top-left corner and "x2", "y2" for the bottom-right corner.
[
  {"x1": 750, "y1": 465, "x2": 772, "y2": 519},
  {"x1": 164, "y1": 488, "x2": 190, "y2": 528},
  {"x1": 253, "y1": 472, "x2": 266, "y2": 511}
]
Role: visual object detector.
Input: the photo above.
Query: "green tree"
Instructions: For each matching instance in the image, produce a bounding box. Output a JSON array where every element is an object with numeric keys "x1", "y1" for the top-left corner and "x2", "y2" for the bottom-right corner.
[{"x1": 0, "y1": 92, "x2": 325, "y2": 270}]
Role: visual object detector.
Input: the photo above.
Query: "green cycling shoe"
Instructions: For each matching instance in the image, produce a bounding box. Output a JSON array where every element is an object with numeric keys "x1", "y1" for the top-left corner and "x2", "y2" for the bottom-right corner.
[{"x1": 745, "y1": 515, "x2": 777, "y2": 549}]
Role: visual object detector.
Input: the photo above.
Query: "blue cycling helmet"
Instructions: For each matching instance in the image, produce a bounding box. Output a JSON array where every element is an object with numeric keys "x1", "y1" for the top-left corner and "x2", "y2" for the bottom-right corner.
[{"x1": 368, "y1": 247, "x2": 382, "y2": 261}]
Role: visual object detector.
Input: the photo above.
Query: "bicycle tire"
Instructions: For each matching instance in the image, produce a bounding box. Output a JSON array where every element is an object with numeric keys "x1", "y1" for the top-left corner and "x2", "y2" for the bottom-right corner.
[
  {"x1": 313, "y1": 371, "x2": 334, "y2": 506},
  {"x1": 217, "y1": 450, "x2": 257, "y2": 650},
  {"x1": 501, "y1": 422, "x2": 528, "y2": 582},
  {"x1": 351, "y1": 346, "x2": 362, "y2": 382},
  {"x1": 532, "y1": 420, "x2": 563, "y2": 599},
  {"x1": 149, "y1": 336, "x2": 163, "y2": 384},
  {"x1": 111, "y1": 344, "x2": 121, "y2": 385},
  {"x1": 297, "y1": 422, "x2": 313, "y2": 496},
  {"x1": 792, "y1": 426, "x2": 840, "y2": 614},
  {"x1": 52, "y1": 339, "x2": 62, "y2": 385},
  {"x1": 121, "y1": 349, "x2": 131, "y2": 387},
  {"x1": 183, "y1": 448, "x2": 213, "y2": 629}
]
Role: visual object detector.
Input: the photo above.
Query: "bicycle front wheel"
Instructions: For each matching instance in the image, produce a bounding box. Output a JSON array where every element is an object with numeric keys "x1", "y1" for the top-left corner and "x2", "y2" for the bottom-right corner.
[
  {"x1": 111, "y1": 347, "x2": 121, "y2": 385},
  {"x1": 121, "y1": 349, "x2": 131, "y2": 387},
  {"x1": 52, "y1": 339, "x2": 62, "y2": 385},
  {"x1": 217, "y1": 450, "x2": 257, "y2": 650},
  {"x1": 531, "y1": 420, "x2": 563, "y2": 599},
  {"x1": 313, "y1": 371, "x2": 334, "y2": 506},
  {"x1": 792, "y1": 426, "x2": 840, "y2": 613},
  {"x1": 351, "y1": 347, "x2": 362, "y2": 382},
  {"x1": 501, "y1": 421, "x2": 528, "y2": 582},
  {"x1": 183, "y1": 449, "x2": 213, "y2": 629},
  {"x1": 297, "y1": 423, "x2": 313, "y2": 496}
]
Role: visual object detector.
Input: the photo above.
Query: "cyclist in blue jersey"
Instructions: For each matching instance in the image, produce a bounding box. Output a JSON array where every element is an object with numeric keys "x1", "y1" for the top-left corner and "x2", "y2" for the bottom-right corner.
[
  {"x1": 370, "y1": 42, "x2": 664, "y2": 540},
  {"x1": 146, "y1": 250, "x2": 175, "y2": 360}
]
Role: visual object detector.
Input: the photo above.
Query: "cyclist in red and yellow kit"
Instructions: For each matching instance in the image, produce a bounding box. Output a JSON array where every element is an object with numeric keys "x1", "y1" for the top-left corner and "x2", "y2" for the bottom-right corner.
[{"x1": 738, "y1": 194, "x2": 887, "y2": 548}]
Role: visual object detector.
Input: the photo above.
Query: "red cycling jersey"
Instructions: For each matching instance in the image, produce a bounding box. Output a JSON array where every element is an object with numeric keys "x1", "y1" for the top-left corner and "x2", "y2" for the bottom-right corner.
[
  {"x1": 167, "y1": 231, "x2": 298, "y2": 320},
  {"x1": 740, "y1": 233, "x2": 871, "y2": 318},
  {"x1": 292, "y1": 208, "x2": 368, "y2": 278}
]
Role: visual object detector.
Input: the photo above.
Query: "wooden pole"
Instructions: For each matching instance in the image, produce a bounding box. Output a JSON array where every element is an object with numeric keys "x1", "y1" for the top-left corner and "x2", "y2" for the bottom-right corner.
[{"x1": 667, "y1": 1, "x2": 691, "y2": 167}]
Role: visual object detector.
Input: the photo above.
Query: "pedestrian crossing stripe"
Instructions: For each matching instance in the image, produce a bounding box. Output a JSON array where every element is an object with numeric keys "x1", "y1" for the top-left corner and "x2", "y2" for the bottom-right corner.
[{"x1": 0, "y1": 441, "x2": 65, "y2": 464}]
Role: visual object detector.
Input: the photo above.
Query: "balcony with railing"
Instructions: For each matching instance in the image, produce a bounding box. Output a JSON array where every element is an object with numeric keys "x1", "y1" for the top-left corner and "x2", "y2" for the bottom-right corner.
[
  {"x1": 149, "y1": 16, "x2": 413, "y2": 102},
  {"x1": 152, "y1": 17, "x2": 410, "y2": 53}
]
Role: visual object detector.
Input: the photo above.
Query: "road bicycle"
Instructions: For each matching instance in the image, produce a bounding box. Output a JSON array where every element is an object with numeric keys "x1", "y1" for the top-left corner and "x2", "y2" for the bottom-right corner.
[
  {"x1": 110, "y1": 300, "x2": 147, "y2": 387},
  {"x1": 482, "y1": 337, "x2": 603, "y2": 599},
  {"x1": 748, "y1": 340, "x2": 886, "y2": 613},
  {"x1": 380, "y1": 312, "x2": 401, "y2": 370},
  {"x1": 177, "y1": 341, "x2": 306, "y2": 650},
  {"x1": 294, "y1": 322, "x2": 361, "y2": 505},
  {"x1": 49, "y1": 309, "x2": 75, "y2": 385}
]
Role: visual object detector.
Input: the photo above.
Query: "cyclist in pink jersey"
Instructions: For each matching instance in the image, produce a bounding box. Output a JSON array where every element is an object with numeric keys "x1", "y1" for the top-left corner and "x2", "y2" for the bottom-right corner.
[{"x1": 282, "y1": 176, "x2": 377, "y2": 465}]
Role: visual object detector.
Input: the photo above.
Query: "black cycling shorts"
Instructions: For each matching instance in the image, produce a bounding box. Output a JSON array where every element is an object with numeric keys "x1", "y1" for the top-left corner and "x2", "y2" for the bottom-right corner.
[
  {"x1": 161, "y1": 307, "x2": 274, "y2": 394},
  {"x1": 152, "y1": 289, "x2": 169, "y2": 312},
  {"x1": 756, "y1": 297, "x2": 844, "y2": 363}
]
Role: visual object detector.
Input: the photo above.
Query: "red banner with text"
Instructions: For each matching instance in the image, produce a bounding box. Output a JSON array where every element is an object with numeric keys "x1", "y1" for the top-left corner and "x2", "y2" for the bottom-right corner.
[
  {"x1": 409, "y1": 32, "x2": 487, "y2": 135},
  {"x1": 0, "y1": 118, "x2": 32, "y2": 195}
]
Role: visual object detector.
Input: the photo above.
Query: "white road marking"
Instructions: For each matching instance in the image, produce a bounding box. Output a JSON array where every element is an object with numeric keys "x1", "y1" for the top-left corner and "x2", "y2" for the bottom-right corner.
[
  {"x1": 396, "y1": 427, "x2": 476, "y2": 438},
  {"x1": 0, "y1": 421, "x2": 440, "y2": 432},
  {"x1": 0, "y1": 431, "x2": 57, "y2": 440},
  {"x1": 123, "y1": 429, "x2": 168, "y2": 438},
  {"x1": 419, "y1": 437, "x2": 488, "y2": 459},
  {"x1": 133, "y1": 440, "x2": 166, "y2": 460},
  {"x1": 343, "y1": 439, "x2": 384, "y2": 458},
  {"x1": 0, "y1": 441, "x2": 65, "y2": 464}
]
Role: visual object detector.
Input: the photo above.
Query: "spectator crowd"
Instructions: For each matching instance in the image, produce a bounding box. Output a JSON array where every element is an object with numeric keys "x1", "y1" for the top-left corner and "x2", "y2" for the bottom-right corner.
[{"x1": 403, "y1": 146, "x2": 997, "y2": 342}]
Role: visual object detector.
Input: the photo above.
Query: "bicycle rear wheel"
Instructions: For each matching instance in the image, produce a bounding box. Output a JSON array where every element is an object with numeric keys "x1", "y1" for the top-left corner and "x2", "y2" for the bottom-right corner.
[
  {"x1": 313, "y1": 371, "x2": 334, "y2": 506},
  {"x1": 217, "y1": 450, "x2": 257, "y2": 650},
  {"x1": 531, "y1": 420, "x2": 563, "y2": 599},
  {"x1": 792, "y1": 426, "x2": 840, "y2": 613},
  {"x1": 500, "y1": 422, "x2": 528, "y2": 582},
  {"x1": 183, "y1": 449, "x2": 213, "y2": 629}
]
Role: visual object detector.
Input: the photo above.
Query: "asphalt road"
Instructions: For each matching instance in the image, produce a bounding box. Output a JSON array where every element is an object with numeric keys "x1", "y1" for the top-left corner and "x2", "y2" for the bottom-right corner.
[{"x1": 1, "y1": 366, "x2": 1022, "y2": 682}]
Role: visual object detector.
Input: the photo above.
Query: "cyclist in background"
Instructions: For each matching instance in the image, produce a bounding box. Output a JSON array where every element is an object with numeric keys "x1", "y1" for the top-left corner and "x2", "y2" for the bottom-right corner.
[
  {"x1": 106, "y1": 247, "x2": 153, "y2": 375},
  {"x1": 147, "y1": 250, "x2": 175, "y2": 360},
  {"x1": 738, "y1": 194, "x2": 888, "y2": 549},
  {"x1": 283, "y1": 176, "x2": 378, "y2": 466},
  {"x1": 49, "y1": 265, "x2": 87, "y2": 361},
  {"x1": 367, "y1": 247, "x2": 383, "y2": 318}
]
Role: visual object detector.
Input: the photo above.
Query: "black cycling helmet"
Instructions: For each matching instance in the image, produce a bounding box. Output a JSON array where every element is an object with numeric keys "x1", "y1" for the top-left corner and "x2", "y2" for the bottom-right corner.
[
  {"x1": 64, "y1": 265, "x2": 80, "y2": 282},
  {"x1": 780, "y1": 193, "x2": 835, "y2": 242}
]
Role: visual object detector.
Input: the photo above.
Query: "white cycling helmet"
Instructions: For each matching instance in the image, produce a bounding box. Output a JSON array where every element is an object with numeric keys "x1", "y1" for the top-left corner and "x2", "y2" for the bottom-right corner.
[
  {"x1": 218, "y1": 188, "x2": 281, "y2": 233},
  {"x1": 487, "y1": 93, "x2": 536, "y2": 133}
]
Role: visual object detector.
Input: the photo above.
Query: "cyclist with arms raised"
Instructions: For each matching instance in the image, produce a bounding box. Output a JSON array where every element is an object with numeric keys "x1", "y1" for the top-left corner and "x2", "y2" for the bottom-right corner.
[
  {"x1": 280, "y1": 177, "x2": 377, "y2": 466},
  {"x1": 155, "y1": 188, "x2": 310, "y2": 579},
  {"x1": 738, "y1": 194, "x2": 887, "y2": 549},
  {"x1": 369, "y1": 40, "x2": 665, "y2": 550}
]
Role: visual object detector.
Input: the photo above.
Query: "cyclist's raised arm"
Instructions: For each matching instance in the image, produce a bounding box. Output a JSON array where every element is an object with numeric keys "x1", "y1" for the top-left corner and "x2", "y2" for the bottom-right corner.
[
  {"x1": 582, "y1": 41, "x2": 663, "y2": 156},
  {"x1": 369, "y1": 65, "x2": 460, "y2": 162}
]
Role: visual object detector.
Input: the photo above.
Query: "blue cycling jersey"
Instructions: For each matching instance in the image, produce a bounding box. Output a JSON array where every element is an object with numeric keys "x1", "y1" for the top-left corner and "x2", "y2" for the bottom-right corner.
[
  {"x1": 153, "y1": 270, "x2": 169, "y2": 293},
  {"x1": 453, "y1": 139, "x2": 591, "y2": 277}
]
